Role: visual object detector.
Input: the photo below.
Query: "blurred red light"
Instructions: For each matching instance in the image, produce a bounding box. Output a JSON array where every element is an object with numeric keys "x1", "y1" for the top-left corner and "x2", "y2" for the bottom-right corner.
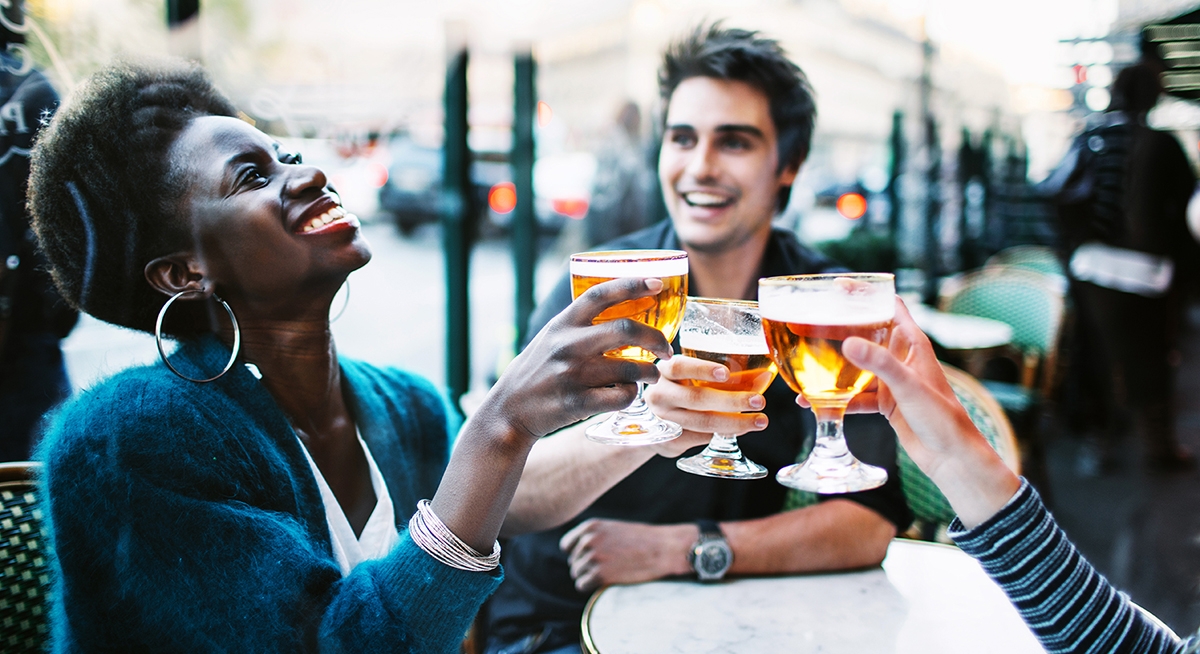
[
  {"x1": 1073, "y1": 64, "x2": 1087, "y2": 85},
  {"x1": 537, "y1": 101, "x2": 553, "y2": 127},
  {"x1": 552, "y1": 198, "x2": 588, "y2": 219},
  {"x1": 836, "y1": 192, "x2": 867, "y2": 220},
  {"x1": 489, "y1": 182, "x2": 518, "y2": 214},
  {"x1": 367, "y1": 162, "x2": 388, "y2": 188}
]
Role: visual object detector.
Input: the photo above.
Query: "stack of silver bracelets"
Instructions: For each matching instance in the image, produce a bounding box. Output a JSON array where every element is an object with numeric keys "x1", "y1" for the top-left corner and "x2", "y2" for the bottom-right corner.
[{"x1": 408, "y1": 499, "x2": 501, "y2": 572}]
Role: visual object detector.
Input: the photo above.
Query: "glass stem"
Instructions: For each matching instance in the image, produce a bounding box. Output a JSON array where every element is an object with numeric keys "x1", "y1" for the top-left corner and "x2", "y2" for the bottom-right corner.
[
  {"x1": 707, "y1": 433, "x2": 740, "y2": 454},
  {"x1": 811, "y1": 403, "x2": 853, "y2": 466},
  {"x1": 625, "y1": 381, "x2": 649, "y2": 414}
]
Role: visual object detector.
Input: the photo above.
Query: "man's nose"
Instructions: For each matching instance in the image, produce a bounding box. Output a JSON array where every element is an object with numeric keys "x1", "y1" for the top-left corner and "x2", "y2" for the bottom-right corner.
[{"x1": 683, "y1": 140, "x2": 719, "y2": 181}]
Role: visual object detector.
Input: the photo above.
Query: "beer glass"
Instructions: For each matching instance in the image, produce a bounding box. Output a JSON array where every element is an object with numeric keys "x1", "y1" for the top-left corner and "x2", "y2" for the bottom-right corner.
[
  {"x1": 570, "y1": 250, "x2": 689, "y2": 445},
  {"x1": 758, "y1": 273, "x2": 895, "y2": 493},
  {"x1": 677, "y1": 298, "x2": 777, "y2": 479}
]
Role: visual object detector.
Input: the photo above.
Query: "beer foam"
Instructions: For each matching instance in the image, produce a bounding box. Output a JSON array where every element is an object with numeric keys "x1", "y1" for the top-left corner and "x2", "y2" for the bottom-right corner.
[
  {"x1": 759, "y1": 289, "x2": 894, "y2": 325},
  {"x1": 570, "y1": 251, "x2": 688, "y2": 278},
  {"x1": 680, "y1": 331, "x2": 770, "y2": 355}
]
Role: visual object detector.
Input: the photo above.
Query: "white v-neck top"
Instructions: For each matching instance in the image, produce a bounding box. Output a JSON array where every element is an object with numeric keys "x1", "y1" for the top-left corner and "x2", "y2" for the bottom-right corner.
[{"x1": 298, "y1": 429, "x2": 401, "y2": 577}]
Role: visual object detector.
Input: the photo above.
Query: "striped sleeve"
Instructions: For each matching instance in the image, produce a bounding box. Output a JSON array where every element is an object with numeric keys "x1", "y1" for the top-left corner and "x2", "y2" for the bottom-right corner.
[{"x1": 948, "y1": 479, "x2": 1187, "y2": 654}]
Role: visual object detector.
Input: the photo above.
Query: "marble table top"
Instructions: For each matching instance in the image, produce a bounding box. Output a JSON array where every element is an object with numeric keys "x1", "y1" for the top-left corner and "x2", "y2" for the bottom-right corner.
[
  {"x1": 906, "y1": 303, "x2": 1014, "y2": 351},
  {"x1": 582, "y1": 538, "x2": 1044, "y2": 654}
]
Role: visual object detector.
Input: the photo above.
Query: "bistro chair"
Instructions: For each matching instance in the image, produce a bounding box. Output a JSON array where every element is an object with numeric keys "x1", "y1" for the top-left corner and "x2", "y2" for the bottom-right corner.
[
  {"x1": 985, "y1": 245, "x2": 1066, "y2": 279},
  {"x1": 0, "y1": 461, "x2": 51, "y2": 653},
  {"x1": 936, "y1": 265, "x2": 1065, "y2": 493},
  {"x1": 783, "y1": 365, "x2": 1020, "y2": 543}
]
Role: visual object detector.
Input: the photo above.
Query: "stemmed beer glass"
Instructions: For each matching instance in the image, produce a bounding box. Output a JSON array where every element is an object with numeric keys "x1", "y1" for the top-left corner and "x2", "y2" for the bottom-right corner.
[
  {"x1": 676, "y1": 298, "x2": 778, "y2": 479},
  {"x1": 758, "y1": 273, "x2": 895, "y2": 493},
  {"x1": 569, "y1": 250, "x2": 689, "y2": 445}
]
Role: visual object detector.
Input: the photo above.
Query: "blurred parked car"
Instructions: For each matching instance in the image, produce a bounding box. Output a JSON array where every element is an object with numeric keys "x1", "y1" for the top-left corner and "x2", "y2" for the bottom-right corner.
[{"x1": 377, "y1": 132, "x2": 595, "y2": 237}]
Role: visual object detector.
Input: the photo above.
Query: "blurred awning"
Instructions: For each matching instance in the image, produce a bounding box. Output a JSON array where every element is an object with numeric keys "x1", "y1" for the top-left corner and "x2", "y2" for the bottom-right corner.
[{"x1": 1145, "y1": 7, "x2": 1200, "y2": 100}]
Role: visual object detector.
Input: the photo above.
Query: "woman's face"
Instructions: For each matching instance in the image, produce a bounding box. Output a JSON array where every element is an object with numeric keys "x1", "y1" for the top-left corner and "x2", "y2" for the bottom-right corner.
[{"x1": 167, "y1": 115, "x2": 371, "y2": 316}]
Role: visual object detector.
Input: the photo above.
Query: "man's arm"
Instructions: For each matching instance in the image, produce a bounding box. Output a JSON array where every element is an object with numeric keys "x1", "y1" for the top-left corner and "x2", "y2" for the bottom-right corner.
[
  {"x1": 558, "y1": 500, "x2": 895, "y2": 592},
  {"x1": 501, "y1": 418, "x2": 710, "y2": 536}
]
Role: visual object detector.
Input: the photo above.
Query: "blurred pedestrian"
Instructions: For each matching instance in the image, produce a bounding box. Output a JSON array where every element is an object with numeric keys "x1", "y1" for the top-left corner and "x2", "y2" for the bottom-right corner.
[
  {"x1": 1052, "y1": 60, "x2": 1198, "y2": 471},
  {"x1": 0, "y1": 0, "x2": 75, "y2": 462},
  {"x1": 584, "y1": 100, "x2": 655, "y2": 246}
]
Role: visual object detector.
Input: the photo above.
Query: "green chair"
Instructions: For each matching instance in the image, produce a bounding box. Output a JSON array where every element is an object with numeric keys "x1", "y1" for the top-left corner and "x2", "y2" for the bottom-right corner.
[
  {"x1": 938, "y1": 266, "x2": 1066, "y2": 403},
  {"x1": 937, "y1": 266, "x2": 1065, "y2": 493},
  {"x1": 985, "y1": 245, "x2": 1065, "y2": 278},
  {"x1": 783, "y1": 365, "x2": 1020, "y2": 543},
  {"x1": 0, "y1": 462, "x2": 51, "y2": 654}
]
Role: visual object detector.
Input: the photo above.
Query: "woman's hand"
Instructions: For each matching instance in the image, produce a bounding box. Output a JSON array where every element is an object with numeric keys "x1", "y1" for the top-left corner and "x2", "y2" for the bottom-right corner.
[
  {"x1": 643, "y1": 356, "x2": 770, "y2": 457},
  {"x1": 812, "y1": 298, "x2": 1021, "y2": 527},
  {"x1": 484, "y1": 278, "x2": 675, "y2": 441}
]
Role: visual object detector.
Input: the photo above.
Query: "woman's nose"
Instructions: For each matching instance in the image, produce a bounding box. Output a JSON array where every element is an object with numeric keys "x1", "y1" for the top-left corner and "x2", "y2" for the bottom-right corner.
[{"x1": 284, "y1": 164, "x2": 329, "y2": 197}]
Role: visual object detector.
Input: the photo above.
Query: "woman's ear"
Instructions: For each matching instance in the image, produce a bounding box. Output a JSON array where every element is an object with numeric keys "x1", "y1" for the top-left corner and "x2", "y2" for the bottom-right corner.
[{"x1": 145, "y1": 254, "x2": 207, "y2": 298}]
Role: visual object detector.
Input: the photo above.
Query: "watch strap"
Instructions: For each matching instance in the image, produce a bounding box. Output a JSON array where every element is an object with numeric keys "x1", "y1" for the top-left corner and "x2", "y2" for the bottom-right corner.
[{"x1": 696, "y1": 519, "x2": 721, "y2": 538}]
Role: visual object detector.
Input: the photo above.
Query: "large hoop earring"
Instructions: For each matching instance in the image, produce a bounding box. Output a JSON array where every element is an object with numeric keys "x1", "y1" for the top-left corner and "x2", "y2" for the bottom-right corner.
[
  {"x1": 155, "y1": 290, "x2": 241, "y2": 383},
  {"x1": 330, "y1": 279, "x2": 350, "y2": 323}
]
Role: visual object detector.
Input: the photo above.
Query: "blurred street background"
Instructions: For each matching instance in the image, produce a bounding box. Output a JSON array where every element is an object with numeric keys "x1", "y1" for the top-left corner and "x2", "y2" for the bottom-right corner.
[{"x1": 25, "y1": 0, "x2": 1200, "y2": 636}]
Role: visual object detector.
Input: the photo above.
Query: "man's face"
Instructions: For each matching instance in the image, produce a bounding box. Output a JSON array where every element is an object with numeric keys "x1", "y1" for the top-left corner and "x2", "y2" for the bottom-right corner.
[{"x1": 659, "y1": 76, "x2": 797, "y2": 255}]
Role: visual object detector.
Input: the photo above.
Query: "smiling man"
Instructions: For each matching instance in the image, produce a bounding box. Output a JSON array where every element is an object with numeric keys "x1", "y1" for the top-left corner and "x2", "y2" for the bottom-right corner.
[{"x1": 485, "y1": 24, "x2": 912, "y2": 654}]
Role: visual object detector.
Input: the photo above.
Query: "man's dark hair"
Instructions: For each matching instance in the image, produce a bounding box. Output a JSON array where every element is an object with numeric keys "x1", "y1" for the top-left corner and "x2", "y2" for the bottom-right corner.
[
  {"x1": 659, "y1": 23, "x2": 816, "y2": 209},
  {"x1": 28, "y1": 60, "x2": 238, "y2": 334}
]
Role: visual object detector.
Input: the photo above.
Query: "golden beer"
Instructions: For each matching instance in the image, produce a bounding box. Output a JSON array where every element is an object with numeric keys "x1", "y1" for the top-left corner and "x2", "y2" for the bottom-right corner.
[
  {"x1": 681, "y1": 334, "x2": 778, "y2": 395},
  {"x1": 761, "y1": 318, "x2": 891, "y2": 405},
  {"x1": 758, "y1": 273, "x2": 896, "y2": 493},
  {"x1": 570, "y1": 251, "x2": 689, "y2": 363}
]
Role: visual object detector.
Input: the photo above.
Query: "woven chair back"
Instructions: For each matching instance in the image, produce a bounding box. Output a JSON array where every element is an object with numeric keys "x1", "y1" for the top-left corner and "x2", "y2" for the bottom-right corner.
[
  {"x1": 0, "y1": 462, "x2": 50, "y2": 654},
  {"x1": 985, "y1": 245, "x2": 1065, "y2": 278},
  {"x1": 783, "y1": 365, "x2": 1020, "y2": 543},
  {"x1": 938, "y1": 266, "x2": 1066, "y2": 356}
]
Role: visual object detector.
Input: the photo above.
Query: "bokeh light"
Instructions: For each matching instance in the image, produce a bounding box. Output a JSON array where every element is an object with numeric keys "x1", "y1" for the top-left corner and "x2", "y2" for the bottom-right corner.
[
  {"x1": 836, "y1": 192, "x2": 867, "y2": 220},
  {"x1": 489, "y1": 182, "x2": 518, "y2": 214}
]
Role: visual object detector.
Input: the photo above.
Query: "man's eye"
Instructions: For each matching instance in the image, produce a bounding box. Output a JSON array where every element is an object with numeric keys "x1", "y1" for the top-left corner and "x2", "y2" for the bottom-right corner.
[
  {"x1": 670, "y1": 132, "x2": 696, "y2": 147},
  {"x1": 720, "y1": 136, "x2": 751, "y2": 151}
]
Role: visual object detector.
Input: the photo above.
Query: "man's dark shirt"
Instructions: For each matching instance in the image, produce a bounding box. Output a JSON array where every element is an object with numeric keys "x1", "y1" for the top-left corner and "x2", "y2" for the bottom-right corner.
[{"x1": 485, "y1": 221, "x2": 913, "y2": 648}]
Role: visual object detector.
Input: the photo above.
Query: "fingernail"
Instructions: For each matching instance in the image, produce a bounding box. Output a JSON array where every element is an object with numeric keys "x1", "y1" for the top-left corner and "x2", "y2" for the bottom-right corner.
[
  {"x1": 749, "y1": 395, "x2": 765, "y2": 410},
  {"x1": 754, "y1": 415, "x2": 768, "y2": 429},
  {"x1": 645, "y1": 278, "x2": 663, "y2": 292},
  {"x1": 712, "y1": 367, "x2": 729, "y2": 381}
]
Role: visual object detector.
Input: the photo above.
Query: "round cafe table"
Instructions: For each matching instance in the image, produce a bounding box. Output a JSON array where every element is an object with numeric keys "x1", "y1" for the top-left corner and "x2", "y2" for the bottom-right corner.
[{"x1": 580, "y1": 538, "x2": 1044, "y2": 654}]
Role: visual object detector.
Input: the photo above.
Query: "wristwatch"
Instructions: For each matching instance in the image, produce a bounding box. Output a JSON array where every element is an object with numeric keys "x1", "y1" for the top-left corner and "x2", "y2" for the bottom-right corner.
[{"x1": 687, "y1": 520, "x2": 733, "y2": 582}]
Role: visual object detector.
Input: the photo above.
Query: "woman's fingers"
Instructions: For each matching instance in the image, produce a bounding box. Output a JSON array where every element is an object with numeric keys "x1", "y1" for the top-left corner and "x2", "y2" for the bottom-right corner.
[{"x1": 565, "y1": 278, "x2": 674, "y2": 361}]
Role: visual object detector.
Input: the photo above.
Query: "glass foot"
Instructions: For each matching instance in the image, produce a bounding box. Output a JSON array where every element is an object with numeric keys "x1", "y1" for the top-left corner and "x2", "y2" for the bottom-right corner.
[
  {"x1": 776, "y1": 456, "x2": 887, "y2": 493},
  {"x1": 677, "y1": 448, "x2": 767, "y2": 479},
  {"x1": 584, "y1": 411, "x2": 682, "y2": 446}
]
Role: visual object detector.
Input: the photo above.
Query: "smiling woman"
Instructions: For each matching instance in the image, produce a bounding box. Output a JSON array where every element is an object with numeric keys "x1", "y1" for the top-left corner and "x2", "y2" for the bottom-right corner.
[{"x1": 26, "y1": 60, "x2": 675, "y2": 653}]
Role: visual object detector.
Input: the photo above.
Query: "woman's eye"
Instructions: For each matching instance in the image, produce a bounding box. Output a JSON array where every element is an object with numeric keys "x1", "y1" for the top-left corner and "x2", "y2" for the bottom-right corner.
[{"x1": 240, "y1": 167, "x2": 266, "y2": 187}]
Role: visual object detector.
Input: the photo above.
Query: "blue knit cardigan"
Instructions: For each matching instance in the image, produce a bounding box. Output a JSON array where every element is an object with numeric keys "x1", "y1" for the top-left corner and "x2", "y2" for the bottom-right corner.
[{"x1": 38, "y1": 336, "x2": 502, "y2": 653}]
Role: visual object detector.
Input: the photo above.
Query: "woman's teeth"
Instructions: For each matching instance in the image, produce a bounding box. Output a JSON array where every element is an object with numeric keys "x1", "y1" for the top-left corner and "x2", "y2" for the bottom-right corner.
[{"x1": 301, "y1": 206, "x2": 349, "y2": 232}]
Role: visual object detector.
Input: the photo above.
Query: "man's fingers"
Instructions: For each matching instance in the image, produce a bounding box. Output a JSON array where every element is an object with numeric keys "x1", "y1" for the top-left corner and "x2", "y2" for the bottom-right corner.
[
  {"x1": 560, "y1": 519, "x2": 592, "y2": 553},
  {"x1": 657, "y1": 355, "x2": 729, "y2": 384}
]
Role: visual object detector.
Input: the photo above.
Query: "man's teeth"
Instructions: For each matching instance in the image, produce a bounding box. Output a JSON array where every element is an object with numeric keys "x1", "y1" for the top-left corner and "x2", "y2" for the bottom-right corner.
[
  {"x1": 683, "y1": 192, "x2": 730, "y2": 207},
  {"x1": 301, "y1": 206, "x2": 351, "y2": 232}
]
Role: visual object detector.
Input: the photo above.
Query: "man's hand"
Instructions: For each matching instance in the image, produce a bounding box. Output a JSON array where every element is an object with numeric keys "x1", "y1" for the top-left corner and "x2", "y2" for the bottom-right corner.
[
  {"x1": 559, "y1": 518, "x2": 696, "y2": 592},
  {"x1": 643, "y1": 355, "x2": 770, "y2": 457}
]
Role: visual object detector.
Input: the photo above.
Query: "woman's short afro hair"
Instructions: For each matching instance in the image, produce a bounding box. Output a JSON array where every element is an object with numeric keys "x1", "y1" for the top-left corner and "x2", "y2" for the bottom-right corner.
[{"x1": 28, "y1": 59, "x2": 237, "y2": 334}]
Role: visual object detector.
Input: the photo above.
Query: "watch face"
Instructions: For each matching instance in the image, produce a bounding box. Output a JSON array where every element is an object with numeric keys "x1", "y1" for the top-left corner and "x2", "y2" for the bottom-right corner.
[{"x1": 697, "y1": 541, "x2": 731, "y2": 578}]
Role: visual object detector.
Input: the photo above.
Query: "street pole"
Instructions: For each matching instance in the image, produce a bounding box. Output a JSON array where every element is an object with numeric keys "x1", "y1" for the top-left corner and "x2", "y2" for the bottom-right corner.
[
  {"x1": 920, "y1": 33, "x2": 940, "y2": 304},
  {"x1": 887, "y1": 110, "x2": 904, "y2": 246},
  {"x1": 512, "y1": 51, "x2": 537, "y2": 349},
  {"x1": 442, "y1": 46, "x2": 474, "y2": 413}
]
